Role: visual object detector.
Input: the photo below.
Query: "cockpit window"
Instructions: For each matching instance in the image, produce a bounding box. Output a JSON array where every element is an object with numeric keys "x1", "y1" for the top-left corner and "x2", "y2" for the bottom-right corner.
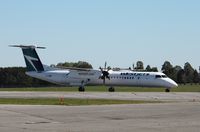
[
  {"x1": 155, "y1": 75, "x2": 167, "y2": 78},
  {"x1": 161, "y1": 75, "x2": 167, "y2": 78},
  {"x1": 155, "y1": 75, "x2": 162, "y2": 78}
]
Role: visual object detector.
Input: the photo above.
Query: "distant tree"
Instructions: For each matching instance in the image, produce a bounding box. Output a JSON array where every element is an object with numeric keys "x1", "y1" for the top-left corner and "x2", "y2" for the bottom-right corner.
[
  {"x1": 77, "y1": 61, "x2": 93, "y2": 68},
  {"x1": 151, "y1": 67, "x2": 158, "y2": 72},
  {"x1": 161, "y1": 61, "x2": 174, "y2": 79},
  {"x1": 174, "y1": 65, "x2": 182, "y2": 72},
  {"x1": 184, "y1": 62, "x2": 194, "y2": 83},
  {"x1": 145, "y1": 65, "x2": 158, "y2": 72},
  {"x1": 177, "y1": 69, "x2": 185, "y2": 84},
  {"x1": 193, "y1": 70, "x2": 199, "y2": 84},
  {"x1": 172, "y1": 65, "x2": 183, "y2": 82},
  {"x1": 57, "y1": 61, "x2": 93, "y2": 69},
  {"x1": 135, "y1": 61, "x2": 144, "y2": 70},
  {"x1": 145, "y1": 65, "x2": 151, "y2": 71}
]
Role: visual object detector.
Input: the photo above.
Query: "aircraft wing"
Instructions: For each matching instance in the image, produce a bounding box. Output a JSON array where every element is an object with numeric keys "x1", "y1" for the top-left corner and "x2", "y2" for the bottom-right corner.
[{"x1": 55, "y1": 66, "x2": 97, "y2": 71}]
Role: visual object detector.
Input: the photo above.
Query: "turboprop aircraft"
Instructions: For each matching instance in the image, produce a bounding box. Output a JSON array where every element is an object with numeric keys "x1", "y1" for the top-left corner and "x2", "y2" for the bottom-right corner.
[{"x1": 10, "y1": 45, "x2": 178, "y2": 92}]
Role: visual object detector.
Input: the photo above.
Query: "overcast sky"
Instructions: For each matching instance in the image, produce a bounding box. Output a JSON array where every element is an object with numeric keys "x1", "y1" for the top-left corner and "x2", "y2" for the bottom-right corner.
[{"x1": 1, "y1": 0, "x2": 200, "y2": 71}]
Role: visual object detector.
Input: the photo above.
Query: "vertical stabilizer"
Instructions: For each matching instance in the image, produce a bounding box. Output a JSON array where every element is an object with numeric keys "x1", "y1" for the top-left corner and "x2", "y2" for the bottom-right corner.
[{"x1": 10, "y1": 45, "x2": 45, "y2": 72}]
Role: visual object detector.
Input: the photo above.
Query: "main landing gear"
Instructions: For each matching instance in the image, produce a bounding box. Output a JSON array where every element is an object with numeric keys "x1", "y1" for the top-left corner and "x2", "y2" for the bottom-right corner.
[
  {"x1": 108, "y1": 87, "x2": 115, "y2": 92},
  {"x1": 78, "y1": 86, "x2": 115, "y2": 92},
  {"x1": 165, "y1": 88, "x2": 170, "y2": 92},
  {"x1": 79, "y1": 86, "x2": 85, "y2": 92}
]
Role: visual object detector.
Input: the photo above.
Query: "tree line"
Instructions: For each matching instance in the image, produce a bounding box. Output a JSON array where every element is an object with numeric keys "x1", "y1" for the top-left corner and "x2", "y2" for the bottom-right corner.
[
  {"x1": 0, "y1": 67, "x2": 54, "y2": 87},
  {"x1": 0, "y1": 61, "x2": 199, "y2": 87}
]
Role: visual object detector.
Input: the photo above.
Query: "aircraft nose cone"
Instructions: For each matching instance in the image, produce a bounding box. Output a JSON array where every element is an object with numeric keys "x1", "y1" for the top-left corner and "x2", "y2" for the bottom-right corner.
[
  {"x1": 171, "y1": 81, "x2": 178, "y2": 87},
  {"x1": 161, "y1": 78, "x2": 178, "y2": 88},
  {"x1": 168, "y1": 79, "x2": 178, "y2": 88}
]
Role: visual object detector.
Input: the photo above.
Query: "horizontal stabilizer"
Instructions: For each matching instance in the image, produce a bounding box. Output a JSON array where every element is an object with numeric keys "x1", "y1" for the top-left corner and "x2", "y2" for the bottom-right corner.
[{"x1": 9, "y1": 45, "x2": 46, "y2": 49}]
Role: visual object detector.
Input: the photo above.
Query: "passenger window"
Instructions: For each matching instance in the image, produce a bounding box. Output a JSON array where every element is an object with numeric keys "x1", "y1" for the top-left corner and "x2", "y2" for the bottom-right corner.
[{"x1": 47, "y1": 74, "x2": 52, "y2": 77}]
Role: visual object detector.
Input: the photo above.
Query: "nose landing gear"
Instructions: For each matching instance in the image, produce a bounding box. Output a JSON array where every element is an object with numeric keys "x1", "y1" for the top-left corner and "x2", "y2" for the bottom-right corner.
[
  {"x1": 78, "y1": 79, "x2": 91, "y2": 92},
  {"x1": 79, "y1": 86, "x2": 85, "y2": 92}
]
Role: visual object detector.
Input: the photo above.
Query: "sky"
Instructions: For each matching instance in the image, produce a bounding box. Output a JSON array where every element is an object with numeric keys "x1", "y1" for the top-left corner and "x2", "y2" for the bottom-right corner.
[{"x1": 0, "y1": 0, "x2": 200, "y2": 71}]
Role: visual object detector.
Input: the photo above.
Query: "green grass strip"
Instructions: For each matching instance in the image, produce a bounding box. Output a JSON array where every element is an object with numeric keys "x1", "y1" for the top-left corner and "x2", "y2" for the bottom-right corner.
[
  {"x1": 0, "y1": 98, "x2": 162, "y2": 105},
  {"x1": 0, "y1": 84, "x2": 200, "y2": 92}
]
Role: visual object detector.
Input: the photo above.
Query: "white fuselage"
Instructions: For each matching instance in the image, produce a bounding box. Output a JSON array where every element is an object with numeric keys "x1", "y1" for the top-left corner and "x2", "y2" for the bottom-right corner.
[{"x1": 26, "y1": 69, "x2": 178, "y2": 89}]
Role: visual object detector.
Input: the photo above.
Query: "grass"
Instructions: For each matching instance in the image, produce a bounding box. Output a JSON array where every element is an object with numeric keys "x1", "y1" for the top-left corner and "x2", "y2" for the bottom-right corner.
[
  {"x1": 171, "y1": 84, "x2": 200, "y2": 92},
  {"x1": 0, "y1": 98, "x2": 162, "y2": 105},
  {"x1": 0, "y1": 84, "x2": 200, "y2": 92}
]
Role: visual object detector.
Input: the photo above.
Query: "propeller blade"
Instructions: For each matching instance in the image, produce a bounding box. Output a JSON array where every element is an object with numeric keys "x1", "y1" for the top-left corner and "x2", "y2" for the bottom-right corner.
[
  {"x1": 104, "y1": 62, "x2": 107, "y2": 69},
  {"x1": 99, "y1": 67, "x2": 103, "y2": 72},
  {"x1": 106, "y1": 75, "x2": 110, "y2": 80}
]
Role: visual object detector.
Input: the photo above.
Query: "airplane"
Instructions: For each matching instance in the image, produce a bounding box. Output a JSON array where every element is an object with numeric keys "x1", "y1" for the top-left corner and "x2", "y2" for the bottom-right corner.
[{"x1": 10, "y1": 45, "x2": 178, "y2": 92}]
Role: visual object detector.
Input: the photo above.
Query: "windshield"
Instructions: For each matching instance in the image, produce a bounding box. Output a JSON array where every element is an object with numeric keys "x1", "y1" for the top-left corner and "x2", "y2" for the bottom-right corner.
[{"x1": 155, "y1": 75, "x2": 168, "y2": 79}]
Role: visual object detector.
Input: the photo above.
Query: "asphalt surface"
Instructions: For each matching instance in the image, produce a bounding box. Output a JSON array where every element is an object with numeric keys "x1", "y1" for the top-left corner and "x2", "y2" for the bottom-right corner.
[
  {"x1": 0, "y1": 92, "x2": 200, "y2": 132},
  {"x1": 0, "y1": 103, "x2": 200, "y2": 132}
]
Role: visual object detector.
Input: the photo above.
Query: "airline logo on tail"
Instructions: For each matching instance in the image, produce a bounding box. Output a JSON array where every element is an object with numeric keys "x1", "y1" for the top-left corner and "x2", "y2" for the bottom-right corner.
[{"x1": 24, "y1": 55, "x2": 39, "y2": 71}]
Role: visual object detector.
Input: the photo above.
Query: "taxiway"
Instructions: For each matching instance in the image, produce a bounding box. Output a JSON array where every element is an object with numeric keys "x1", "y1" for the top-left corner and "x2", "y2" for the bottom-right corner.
[{"x1": 0, "y1": 103, "x2": 200, "y2": 132}]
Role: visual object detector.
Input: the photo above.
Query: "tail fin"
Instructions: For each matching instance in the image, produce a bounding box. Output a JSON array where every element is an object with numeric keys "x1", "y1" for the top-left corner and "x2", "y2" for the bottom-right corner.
[{"x1": 10, "y1": 45, "x2": 45, "y2": 72}]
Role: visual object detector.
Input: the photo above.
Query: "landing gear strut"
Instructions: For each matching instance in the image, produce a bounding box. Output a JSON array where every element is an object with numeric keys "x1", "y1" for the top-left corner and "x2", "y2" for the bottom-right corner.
[
  {"x1": 79, "y1": 86, "x2": 85, "y2": 92},
  {"x1": 165, "y1": 89, "x2": 170, "y2": 92},
  {"x1": 108, "y1": 87, "x2": 115, "y2": 92}
]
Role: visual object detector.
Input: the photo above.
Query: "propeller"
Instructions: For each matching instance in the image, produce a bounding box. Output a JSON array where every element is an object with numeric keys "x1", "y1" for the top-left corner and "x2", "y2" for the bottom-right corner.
[{"x1": 99, "y1": 62, "x2": 110, "y2": 85}]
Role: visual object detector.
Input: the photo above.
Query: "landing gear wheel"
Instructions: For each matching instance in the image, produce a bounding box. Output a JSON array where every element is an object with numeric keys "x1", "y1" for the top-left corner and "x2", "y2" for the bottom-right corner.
[
  {"x1": 165, "y1": 89, "x2": 170, "y2": 92},
  {"x1": 79, "y1": 86, "x2": 85, "y2": 92},
  {"x1": 108, "y1": 87, "x2": 115, "y2": 92}
]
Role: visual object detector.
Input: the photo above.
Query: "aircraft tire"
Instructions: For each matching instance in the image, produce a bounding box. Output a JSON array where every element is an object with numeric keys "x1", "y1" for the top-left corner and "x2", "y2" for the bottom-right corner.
[
  {"x1": 165, "y1": 89, "x2": 170, "y2": 92},
  {"x1": 108, "y1": 87, "x2": 115, "y2": 92},
  {"x1": 79, "y1": 86, "x2": 85, "y2": 92}
]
